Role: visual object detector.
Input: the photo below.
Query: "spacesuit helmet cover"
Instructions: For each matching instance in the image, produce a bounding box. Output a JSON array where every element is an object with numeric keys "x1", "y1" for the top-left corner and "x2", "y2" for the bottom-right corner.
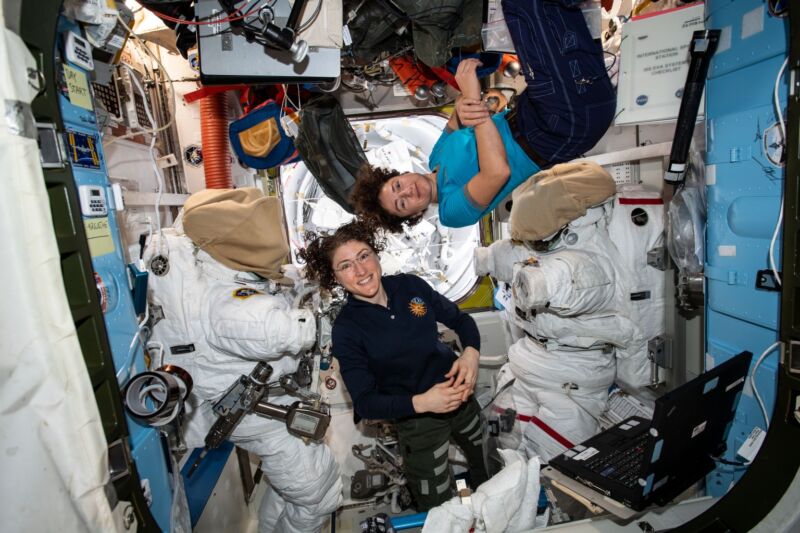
[
  {"x1": 182, "y1": 187, "x2": 291, "y2": 282},
  {"x1": 509, "y1": 161, "x2": 617, "y2": 241}
]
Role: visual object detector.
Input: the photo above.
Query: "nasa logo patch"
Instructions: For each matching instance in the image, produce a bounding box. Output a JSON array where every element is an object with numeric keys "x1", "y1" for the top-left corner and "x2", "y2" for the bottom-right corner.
[{"x1": 233, "y1": 288, "x2": 263, "y2": 299}]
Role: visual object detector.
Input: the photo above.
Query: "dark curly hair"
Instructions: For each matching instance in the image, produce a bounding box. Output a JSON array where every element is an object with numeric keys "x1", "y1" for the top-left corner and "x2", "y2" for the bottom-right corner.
[
  {"x1": 299, "y1": 219, "x2": 386, "y2": 291},
  {"x1": 350, "y1": 164, "x2": 424, "y2": 233}
]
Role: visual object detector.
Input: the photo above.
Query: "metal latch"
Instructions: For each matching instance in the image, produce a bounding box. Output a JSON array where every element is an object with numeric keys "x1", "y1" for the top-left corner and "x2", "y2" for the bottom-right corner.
[
  {"x1": 755, "y1": 269, "x2": 781, "y2": 292},
  {"x1": 647, "y1": 246, "x2": 667, "y2": 271},
  {"x1": 648, "y1": 336, "x2": 672, "y2": 369}
]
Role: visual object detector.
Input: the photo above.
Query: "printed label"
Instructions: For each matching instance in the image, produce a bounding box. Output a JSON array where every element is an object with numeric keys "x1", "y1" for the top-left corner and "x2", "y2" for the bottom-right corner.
[
  {"x1": 84, "y1": 217, "x2": 114, "y2": 257},
  {"x1": 66, "y1": 130, "x2": 101, "y2": 169},
  {"x1": 741, "y1": 6, "x2": 764, "y2": 40},
  {"x1": 494, "y1": 282, "x2": 513, "y2": 311},
  {"x1": 691, "y1": 420, "x2": 707, "y2": 438},
  {"x1": 63, "y1": 64, "x2": 93, "y2": 110},
  {"x1": 737, "y1": 426, "x2": 765, "y2": 462},
  {"x1": 170, "y1": 344, "x2": 196, "y2": 355},
  {"x1": 726, "y1": 376, "x2": 745, "y2": 392},
  {"x1": 573, "y1": 447, "x2": 600, "y2": 461}
]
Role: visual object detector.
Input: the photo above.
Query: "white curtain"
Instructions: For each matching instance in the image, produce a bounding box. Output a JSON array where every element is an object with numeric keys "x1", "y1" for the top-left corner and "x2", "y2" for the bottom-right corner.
[{"x1": 0, "y1": 18, "x2": 117, "y2": 532}]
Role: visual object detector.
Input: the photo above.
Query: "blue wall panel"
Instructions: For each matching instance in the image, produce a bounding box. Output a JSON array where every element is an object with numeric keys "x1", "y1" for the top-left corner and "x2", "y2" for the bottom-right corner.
[
  {"x1": 707, "y1": 1, "x2": 788, "y2": 79},
  {"x1": 704, "y1": 0, "x2": 787, "y2": 496},
  {"x1": 58, "y1": 18, "x2": 173, "y2": 530}
]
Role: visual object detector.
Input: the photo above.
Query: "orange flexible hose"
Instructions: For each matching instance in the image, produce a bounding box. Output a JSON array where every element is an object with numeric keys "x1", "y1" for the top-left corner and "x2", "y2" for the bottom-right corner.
[{"x1": 199, "y1": 91, "x2": 233, "y2": 189}]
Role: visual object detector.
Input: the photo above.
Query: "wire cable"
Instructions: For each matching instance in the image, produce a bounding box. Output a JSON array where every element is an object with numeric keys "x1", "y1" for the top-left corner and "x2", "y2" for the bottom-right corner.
[
  {"x1": 147, "y1": 0, "x2": 261, "y2": 26},
  {"x1": 104, "y1": 13, "x2": 176, "y2": 145},
  {"x1": 296, "y1": 0, "x2": 323, "y2": 33},
  {"x1": 115, "y1": 59, "x2": 167, "y2": 384},
  {"x1": 768, "y1": 57, "x2": 789, "y2": 286},
  {"x1": 751, "y1": 341, "x2": 781, "y2": 430},
  {"x1": 119, "y1": 63, "x2": 165, "y2": 239}
]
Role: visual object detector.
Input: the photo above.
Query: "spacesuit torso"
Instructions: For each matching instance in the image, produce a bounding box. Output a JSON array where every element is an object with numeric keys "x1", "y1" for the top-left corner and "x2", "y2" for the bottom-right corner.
[
  {"x1": 475, "y1": 186, "x2": 665, "y2": 461},
  {"x1": 142, "y1": 227, "x2": 341, "y2": 533},
  {"x1": 143, "y1": 228, "x2": 316, "y2": 440}
]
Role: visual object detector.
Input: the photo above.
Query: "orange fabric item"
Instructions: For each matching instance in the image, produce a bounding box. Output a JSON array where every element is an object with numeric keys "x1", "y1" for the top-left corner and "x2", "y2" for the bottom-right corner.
[
  {"x1": 389, "y1": 55, "x2": 439, "y2": 95},
  {"x1": 200, "y1": 91, "x2": 232, "y2": 189}
]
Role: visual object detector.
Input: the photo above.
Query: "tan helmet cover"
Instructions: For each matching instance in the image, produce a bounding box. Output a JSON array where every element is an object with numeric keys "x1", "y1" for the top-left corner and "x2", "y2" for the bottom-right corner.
[
  {"x1": 182, "y1": 187, "x2": 290, "y2": 281},
  {"x1": 509, "y1": 161, "x2": 617, "y2": 241}
]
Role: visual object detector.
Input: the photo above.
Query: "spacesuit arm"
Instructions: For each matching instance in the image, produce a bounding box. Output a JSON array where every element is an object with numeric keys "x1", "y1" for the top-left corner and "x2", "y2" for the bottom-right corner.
[
  {"x1": 331, "y1": 322, "x2": 416, "y2": 420},
  {"x1": 205, "y1": 291, "x2": 316, "y2": 360}
]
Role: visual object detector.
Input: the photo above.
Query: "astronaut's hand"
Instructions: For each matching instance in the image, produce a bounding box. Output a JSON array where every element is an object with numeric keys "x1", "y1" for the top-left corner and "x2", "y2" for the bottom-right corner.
[
  {"x1": 445, "y1": 347, "x2": 480, "y2": 401},
  {"x1": 412, "y1": 378, "x2": 465, "y2": 414},
  {"x1": 456, "y1": 96, "x2": 490, "y2": 128},
  {"x1": 454, "y1": 58, "x2": 483, "y2": 100}
]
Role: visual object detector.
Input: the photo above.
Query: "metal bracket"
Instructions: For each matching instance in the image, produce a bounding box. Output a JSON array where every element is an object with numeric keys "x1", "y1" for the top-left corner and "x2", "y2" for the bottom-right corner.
[
  {"x1": 647, "y1": 246, "x2": 667, "y2": 271},
  {"x1": 677, "y1": 271, "x2": 704, "y2": 311},
  {"x1": 755, "y1": 269, "x2": 782, "y2": 292},
  {"x1": 36, "y1": 122, "x2": 66, "y2": 168},
  {"x1": 788, "y1": 341, "x2": 800, "y2": 376},
  {"x1": 648, "y1": 336, "x2": 673, "y2": 369},
  {"x1": 499, "y1": 407, "x2": 516, "y2": 433},
  {"x1": 235, "y1": 446, "x2": 261, "y2": 504},
  {"x1": 147, "y1": 304, "x2": 164, "y2": 330},
  {"x1": 107, "y1": 438, "x2": 133, "y2": 484}
]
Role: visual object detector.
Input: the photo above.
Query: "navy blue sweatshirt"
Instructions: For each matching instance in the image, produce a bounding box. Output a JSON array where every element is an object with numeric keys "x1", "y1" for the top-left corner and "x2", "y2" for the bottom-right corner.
[{"x1": 331, "y1": 273, "x2": 481, "y2": 420}]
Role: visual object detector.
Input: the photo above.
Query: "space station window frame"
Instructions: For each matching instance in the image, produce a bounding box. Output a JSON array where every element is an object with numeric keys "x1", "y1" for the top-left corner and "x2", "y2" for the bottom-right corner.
[
  {"x1": 276, "y1": 107, "x2": 496, "y2": 309},
  {"x1": 346, "y1": 108, "x2": 498, "y2": 310}
]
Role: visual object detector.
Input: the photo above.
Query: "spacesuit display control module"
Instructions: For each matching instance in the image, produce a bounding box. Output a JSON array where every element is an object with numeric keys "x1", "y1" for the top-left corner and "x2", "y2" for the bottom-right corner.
[{"x1": 188, "y1": 361, "x2": 332, "y2": 476}]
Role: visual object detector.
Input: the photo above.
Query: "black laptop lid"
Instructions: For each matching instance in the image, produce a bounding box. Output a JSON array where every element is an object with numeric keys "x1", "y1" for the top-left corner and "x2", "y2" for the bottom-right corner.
[{"x1": 641, "y1": 351, "x2": 753, "y2": 506}]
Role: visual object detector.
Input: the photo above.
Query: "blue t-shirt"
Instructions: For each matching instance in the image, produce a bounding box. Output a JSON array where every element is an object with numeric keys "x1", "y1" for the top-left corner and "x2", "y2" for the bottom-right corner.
[
  {"x1": 429, "y1": 111, "x2": 540, "y2": 228},
  {"x1": 331, "y1": 274, "x2": 481, "y2": 420}
]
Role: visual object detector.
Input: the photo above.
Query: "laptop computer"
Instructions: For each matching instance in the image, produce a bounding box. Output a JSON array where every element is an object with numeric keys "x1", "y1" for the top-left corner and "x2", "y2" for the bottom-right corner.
[{"x1": 546, "y1": 350, "x2": 753, "y2": 512}]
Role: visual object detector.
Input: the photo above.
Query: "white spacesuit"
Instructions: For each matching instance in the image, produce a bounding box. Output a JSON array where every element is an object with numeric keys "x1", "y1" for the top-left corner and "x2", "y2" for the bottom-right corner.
[
  {"x1": 143, "y1": 188, "x2": 342, "y2": 533},
  {"x1": 475, "y1": 163, "x2": 665, "y2": 461}
]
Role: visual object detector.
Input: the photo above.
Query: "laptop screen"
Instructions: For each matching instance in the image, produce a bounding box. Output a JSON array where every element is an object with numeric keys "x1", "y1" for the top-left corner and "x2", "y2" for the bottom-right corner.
[{"x1": 640, "y1": 351, "x2": 753, "y2": 504}]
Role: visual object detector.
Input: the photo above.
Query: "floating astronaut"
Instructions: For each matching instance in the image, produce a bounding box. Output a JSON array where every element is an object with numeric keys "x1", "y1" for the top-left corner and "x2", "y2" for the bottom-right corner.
[
  {"x1": 475, "y1": 162, "x2": 666, "y2": 461},
  {"x1": 143, "y1": 188, "x2": 342, "y2": 533}
]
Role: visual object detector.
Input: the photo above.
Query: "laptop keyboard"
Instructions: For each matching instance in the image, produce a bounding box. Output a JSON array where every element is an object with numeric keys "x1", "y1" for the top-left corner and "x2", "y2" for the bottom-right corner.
[{"x1": 583, "y1": 433, "x2": 649, "y2": 488}]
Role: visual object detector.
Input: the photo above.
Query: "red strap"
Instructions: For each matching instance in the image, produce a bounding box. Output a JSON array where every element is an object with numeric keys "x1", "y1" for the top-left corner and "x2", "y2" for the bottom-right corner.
[
  {"x1": 618, "y1": 197, "x2": 663, "y2": 205},
  {"x1": 494, "y1": 407, "x2": 575, "y2": 449},
  {"x1": 428, "y1": 65, "x2": 459, "y2": 91},
  {"x1": 183, "y1": 84, "x2": 250, "y2": 104}
]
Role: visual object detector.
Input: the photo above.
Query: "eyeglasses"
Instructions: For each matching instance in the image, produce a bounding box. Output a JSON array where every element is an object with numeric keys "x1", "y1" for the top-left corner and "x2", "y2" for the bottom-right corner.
[{"x1": 334, "y1": 250, "x2": 375, "y2": 273}]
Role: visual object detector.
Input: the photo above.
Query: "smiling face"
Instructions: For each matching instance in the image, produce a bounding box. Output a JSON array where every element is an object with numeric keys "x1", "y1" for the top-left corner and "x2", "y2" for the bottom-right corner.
[
  {"x1": 331, "y1": 240, "x2": 383, "y2": 302},
  {"x1": 378, "y1": 172, "x2": 434, "y2": 218}
]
